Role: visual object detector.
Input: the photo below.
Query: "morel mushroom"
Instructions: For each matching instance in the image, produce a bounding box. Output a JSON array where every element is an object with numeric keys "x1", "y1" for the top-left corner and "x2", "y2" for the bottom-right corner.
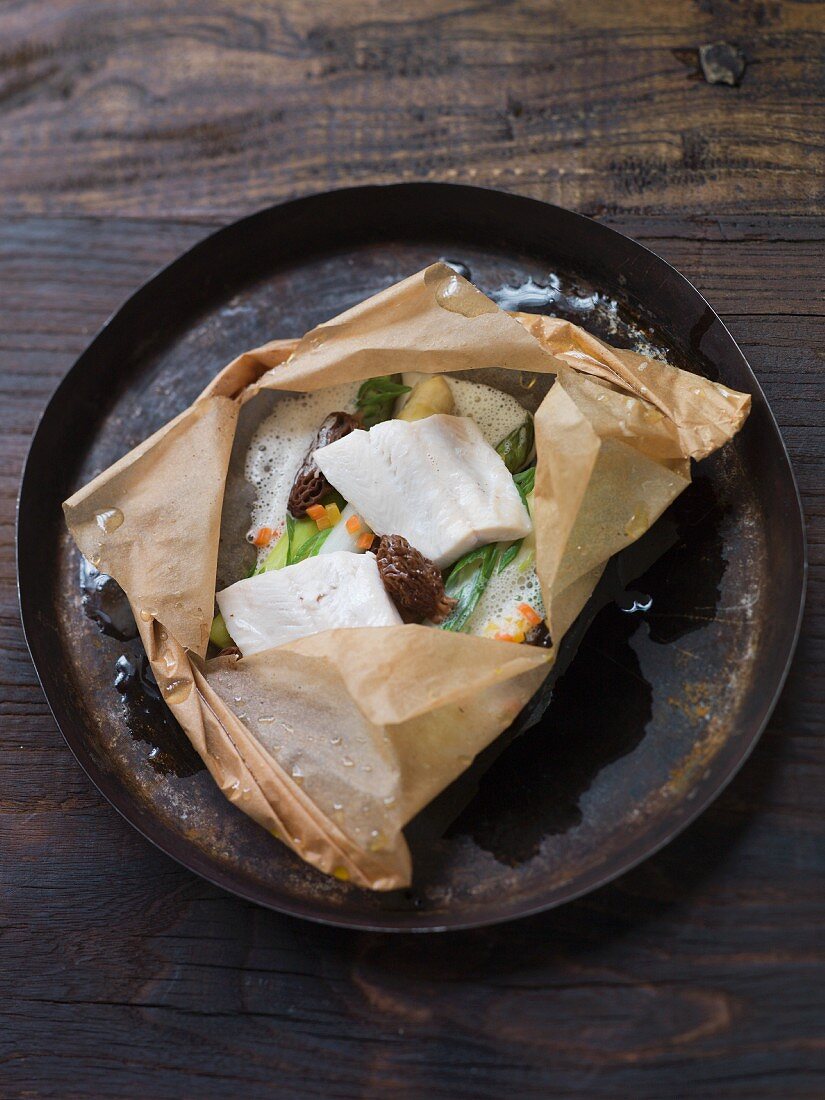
[
  {"x1": 525, "y1": 622, "x2": 552, "y2": 648},
  {"x1": 375, "y1": 534, "x2": 457, "y2": 623},
  {"x1": 288, "y1": 412, "x2": 360, "y2": 516}
]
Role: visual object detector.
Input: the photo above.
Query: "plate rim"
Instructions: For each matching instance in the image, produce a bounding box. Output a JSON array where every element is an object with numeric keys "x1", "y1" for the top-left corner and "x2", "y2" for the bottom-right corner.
[{"x1": 17, "y1": 182, "x2": 808, "y2": 932}]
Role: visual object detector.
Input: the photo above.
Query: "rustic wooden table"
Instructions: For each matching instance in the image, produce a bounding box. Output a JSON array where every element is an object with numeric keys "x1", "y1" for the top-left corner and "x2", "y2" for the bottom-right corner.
[{"x1": 2, "y1": 3, "x2": 823, "y2": 1097}]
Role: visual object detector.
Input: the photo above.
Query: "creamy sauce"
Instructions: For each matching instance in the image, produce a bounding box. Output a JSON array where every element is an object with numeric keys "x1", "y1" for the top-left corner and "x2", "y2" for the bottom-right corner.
[
  {"x1": 245, "y1": 382, "x2": 360, "y2": 547},
  {"x1": 468, "y1": 547, "x2": 545, "y2": 638}
]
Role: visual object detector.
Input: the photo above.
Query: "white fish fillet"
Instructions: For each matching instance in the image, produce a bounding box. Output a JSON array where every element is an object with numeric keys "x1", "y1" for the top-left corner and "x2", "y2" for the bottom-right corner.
[
  {"x1": 313, "y1": 414, "x2": 532, "y2": 568},
  {"x1": 216, "y1": 551, "x2": 402, "y2": 656}
]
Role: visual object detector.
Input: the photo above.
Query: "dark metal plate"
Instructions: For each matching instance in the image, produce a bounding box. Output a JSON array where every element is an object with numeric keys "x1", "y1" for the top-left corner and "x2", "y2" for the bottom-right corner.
[{"x1": 18, "y1": 185, "x2": 806, "y2": 931}]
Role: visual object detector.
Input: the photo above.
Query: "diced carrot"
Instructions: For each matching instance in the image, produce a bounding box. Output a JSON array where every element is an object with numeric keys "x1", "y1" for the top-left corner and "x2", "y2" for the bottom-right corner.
[
  {"x1": 356, "y1": 532, "x2": 374, "y2": 550},
  {"x1": 325, "y1": 503, "x2": 342, "y2": 525},
  {"x1": 306, "y1": 504, "x2": 326, "y2": 520},
  {"x1": 518, "y1": 603, "x2": 542, "y2": 626},
  {"x1": 495, "y1": 632, "x2": 516, "y2": 642},
  {"x1": 346, "y1": 514, "x2": 362, "y2": 535},
  {"x1": 315, "y1": 515, "x2": 332, "y2": 531},
  {"x1": 252, "y1": 526, "x2": 274, "y2": 547}
]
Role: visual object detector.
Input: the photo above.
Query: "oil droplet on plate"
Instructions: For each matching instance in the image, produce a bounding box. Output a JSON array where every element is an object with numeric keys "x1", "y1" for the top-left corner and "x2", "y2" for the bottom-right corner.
[
  {"x1": 332, "y1": 866, "x2": 350, "y2": 882},
  {"x1": 518, "y1": 372, "x2": 538, "y2": 390},
  {"x1": 291, "y1": 764, "x2": 304, "y2": 783},
  {"x1": 95, "y1": 507, "x2": 124, "y2": 534},
  {"x1": 342, "y1": 756, "x2": 354, "y2": 768},
  {"x1": 139, "y1": 607, "x2": 158, "y2": 622}
]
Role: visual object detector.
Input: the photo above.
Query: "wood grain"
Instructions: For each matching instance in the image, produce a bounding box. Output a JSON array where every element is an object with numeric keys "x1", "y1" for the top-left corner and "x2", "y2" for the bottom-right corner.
[
  {"x1": 1, "y1": 0, "x2": 823, "y2": 1095},
  {"x1": 0, "y1": 1, "x2": 823, "y2": 219},
  {"x1": 2, "y1": 212, "x2": 822, "y2": 1099}
]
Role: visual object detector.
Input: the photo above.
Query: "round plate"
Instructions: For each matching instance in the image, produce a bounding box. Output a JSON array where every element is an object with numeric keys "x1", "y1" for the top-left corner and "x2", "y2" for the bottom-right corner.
[{"x1": 18, "y1": 185, "x2": 805, "y2": 931}]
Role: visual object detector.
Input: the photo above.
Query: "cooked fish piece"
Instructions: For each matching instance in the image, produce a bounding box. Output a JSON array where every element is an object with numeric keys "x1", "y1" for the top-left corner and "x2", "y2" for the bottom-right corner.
[
  {"x1": 216, "y1": 551, "x2": 402, "y2": 656},
  {"x1": 313, "y1": 414, "x2": 532, "y2": 568}
]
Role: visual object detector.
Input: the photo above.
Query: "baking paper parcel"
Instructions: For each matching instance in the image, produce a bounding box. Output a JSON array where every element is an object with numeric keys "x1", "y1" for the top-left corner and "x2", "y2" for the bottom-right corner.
[{"x1": 63, "y1": 264, "x2": 750, "y2": 890}]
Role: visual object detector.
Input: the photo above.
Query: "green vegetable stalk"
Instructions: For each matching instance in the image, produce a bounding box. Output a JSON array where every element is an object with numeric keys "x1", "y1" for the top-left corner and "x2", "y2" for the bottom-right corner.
[
  {"x1": 285, "y1": 514, "x2": 318, "y2": 565},
  {"x1": 256, "y1": 528, "x2": 289, "y2": 574},
  {"x1": 290, "y1": 527, "x2": 331, "y2": 563},
  {"x1": 496, "y1": 418, "x2": 534, "y2": 473},
  {"x1": 355, "y1": 375, "x2": 411, "y2": 428},
  {"x1": 513, "y1": 464, "x2": 535, "y2": 505},
  {"x1": 439, "y1": 543, "x2": 500, "y2": 632}
]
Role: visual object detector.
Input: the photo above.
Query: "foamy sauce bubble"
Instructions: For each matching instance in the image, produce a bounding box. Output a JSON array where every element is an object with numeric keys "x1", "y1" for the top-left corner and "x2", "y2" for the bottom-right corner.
[
  {"x1": 245, "y1": 382, "x2": 360, "y2": 549},
  {"x1": 468, "y1": 556, "x2": 545, "y2": 637}
]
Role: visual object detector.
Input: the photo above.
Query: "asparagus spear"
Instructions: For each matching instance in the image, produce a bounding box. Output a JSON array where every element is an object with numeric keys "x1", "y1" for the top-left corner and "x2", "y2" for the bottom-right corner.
[{"x1": 496, "y1": 418, "x2": 534, "y2": 473}]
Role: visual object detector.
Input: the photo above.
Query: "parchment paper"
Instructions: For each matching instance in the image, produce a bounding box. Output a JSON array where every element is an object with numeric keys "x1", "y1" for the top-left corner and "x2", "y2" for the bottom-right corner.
[{"x1": 64, "y1": 263, "x2": 750, "y2": 889}]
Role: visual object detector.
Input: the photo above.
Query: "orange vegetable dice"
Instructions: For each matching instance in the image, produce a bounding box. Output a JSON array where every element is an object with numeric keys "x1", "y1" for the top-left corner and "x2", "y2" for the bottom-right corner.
[
  {"x1": 306, "y1": 504, "x2": 326, "y2": 520},
  {"x1": 315, "y1": 515, "x2": 332, "y2": 531},
  {"x1": 494, "y1": 632, "x2": 516, "y2": 642},
  {"x1": 251, "y1": 526, "x2": 274, "y2": 547},
  {"x1": 325, "y1": 503, "x2": 342, "y2": 525},
  {"x1": 356, "y1": 532, "x2": 374, "y2": 550},
  {"x1": 346, "y1": 514, "x2": 362, "y2": 535},
  {"x1": 517, "y1": 603, "x2": 542, "y2": 626}
]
